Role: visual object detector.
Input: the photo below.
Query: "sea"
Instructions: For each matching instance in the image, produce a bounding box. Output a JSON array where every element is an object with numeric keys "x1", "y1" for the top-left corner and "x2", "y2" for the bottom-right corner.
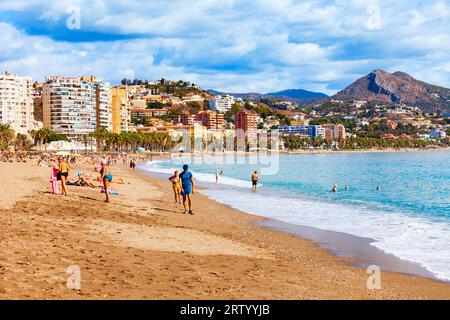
[{"x1": 140, "y1": 151, "x2": 450, "y2": 281}]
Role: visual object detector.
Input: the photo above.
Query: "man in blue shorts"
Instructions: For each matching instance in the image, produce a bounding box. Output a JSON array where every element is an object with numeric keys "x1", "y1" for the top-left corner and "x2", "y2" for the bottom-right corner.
[{"x1": 179, "y1": 164, "x2": 195, "y2": 214}]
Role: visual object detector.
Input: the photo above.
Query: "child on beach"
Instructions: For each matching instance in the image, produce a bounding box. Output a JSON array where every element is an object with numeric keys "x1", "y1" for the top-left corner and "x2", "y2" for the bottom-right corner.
[
  {"x1": 50, "y1": 162, "x2": 59, "y2": 195},
  {"x1": 169, "y1": 170, "x2": 182, "y2": 204}
]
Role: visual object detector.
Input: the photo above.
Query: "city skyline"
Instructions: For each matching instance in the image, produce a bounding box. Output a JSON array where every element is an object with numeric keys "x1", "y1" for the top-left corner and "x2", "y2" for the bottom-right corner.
[{"x1": 0, "y1": 1, "x2": 450, "y2": 95}]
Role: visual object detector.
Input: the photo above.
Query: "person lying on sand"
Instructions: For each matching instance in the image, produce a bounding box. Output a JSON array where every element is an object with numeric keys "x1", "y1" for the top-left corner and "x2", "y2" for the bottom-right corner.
[
  {"x1": 95, "y1": 175, "x2": 127, "y2": 184},
  {"x1": 66, "y1": 176, "x2": 101, "y2": 188}
]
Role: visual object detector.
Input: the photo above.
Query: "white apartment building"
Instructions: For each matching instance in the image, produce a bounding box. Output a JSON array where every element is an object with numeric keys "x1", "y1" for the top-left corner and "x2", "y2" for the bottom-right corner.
[
  {"x1": 94, "y1": 80, "x2": 113, "y2": 131},
  {"x1": 43, "y1": 76, "x2": 112, "y2": 140},
  {"x1": 0, "y1": 71, "x2": 34, "y2": 135},
  {"x1": 208, "y1": 95, "x2": 235, "y2": 112}
]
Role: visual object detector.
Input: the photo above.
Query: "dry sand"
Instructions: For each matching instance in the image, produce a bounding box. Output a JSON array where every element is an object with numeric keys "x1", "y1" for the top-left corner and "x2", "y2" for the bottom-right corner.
[{"x1": 0, "y1": 160, "x2": 449, "y2": 299}]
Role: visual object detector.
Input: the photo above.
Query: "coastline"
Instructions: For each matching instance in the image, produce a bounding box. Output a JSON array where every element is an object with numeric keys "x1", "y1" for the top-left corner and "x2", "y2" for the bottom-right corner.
[
  {"x1": 279, "y1": 147, "x2": 450, "y2": 154},
  {"x1": 259, "y1": 219, "x2": 439, "y2": 281},
  {"x1": 140, "y1": 168, "x2": 443, "y2": 283},
  {"x1": 1, "y1": 160, "x2": 449, "y2": 299},
  {"x1": 136, "y1": 167, "x2": 450, "y2": 294},
  {"x1": 160, "y1": 148, "x2": 450, "y2": 159}
]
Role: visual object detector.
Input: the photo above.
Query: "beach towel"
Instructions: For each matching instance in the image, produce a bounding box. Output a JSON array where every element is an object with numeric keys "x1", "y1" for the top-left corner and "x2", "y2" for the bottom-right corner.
[
  {"x1": 101, "y1": 189, "x2": 119, "y2": 195},
  {"x1": 50, "y1": 168, "x2": 59, "y2": 194}
]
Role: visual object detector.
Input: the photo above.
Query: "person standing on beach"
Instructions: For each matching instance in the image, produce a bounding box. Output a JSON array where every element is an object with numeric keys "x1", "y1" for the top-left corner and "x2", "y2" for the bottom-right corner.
[
  {"x1": 215, "y1": 169, "x2": 223, "y2": 183},
  {"x1": 100, "y1": 159, "x2": 113, "y2": 203},
  {"x1": 57, "y1": 156, "x2": 69, "y2": 196},
  {"x1": 180, "y1": 164, "x2": 195, "y2": 214},
  {"x1": 251, "y1": 171, "x2": 259, "y2": 192},
  {"x1": 169, "y1": 170, "x2": 182, "y2": 204}
]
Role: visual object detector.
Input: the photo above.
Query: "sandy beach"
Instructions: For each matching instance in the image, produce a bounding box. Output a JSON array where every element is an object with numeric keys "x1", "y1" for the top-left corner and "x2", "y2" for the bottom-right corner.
[{"x1": 1, "y1": 159, "x2": 450, "y2": 299}]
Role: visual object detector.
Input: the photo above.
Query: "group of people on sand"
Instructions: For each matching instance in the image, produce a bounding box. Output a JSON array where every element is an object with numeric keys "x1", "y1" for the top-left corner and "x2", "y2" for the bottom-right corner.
[
  {"x1": 169, "y1": 164, "x2": 195, "y2": 214},
  {"x1": 48, "y1": 156, "x2": 121, "y2": 203},
  {"x1": 168, "y1": 166, "x2": 262, "y2": 214}
]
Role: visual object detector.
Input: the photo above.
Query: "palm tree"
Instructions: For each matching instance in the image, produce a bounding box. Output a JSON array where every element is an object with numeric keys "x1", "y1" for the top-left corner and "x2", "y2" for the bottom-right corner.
[
  {"x1": 14, "y1": 133, "x2": 32, "y2": 151},
  {"x1": 35, "y1": 128, "x2": 52, "y2": 151},
  {"x1": 91, "y1": 128, "x2": 109, "y2": 151},
  {"x1": 29, "y1": 129, "x2": 37, "y2": 145},
  {"x1": 77, "y1": 134, "x2": 91, "y2": 153},
  {"x1": 0, "y1": 124, "x2": 16, "y2": 151}
]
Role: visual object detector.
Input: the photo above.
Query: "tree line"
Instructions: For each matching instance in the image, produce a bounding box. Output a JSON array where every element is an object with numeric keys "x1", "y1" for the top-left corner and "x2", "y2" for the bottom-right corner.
[{"x1": 0, "y1": 125, "x2": 178, "y2": 152}]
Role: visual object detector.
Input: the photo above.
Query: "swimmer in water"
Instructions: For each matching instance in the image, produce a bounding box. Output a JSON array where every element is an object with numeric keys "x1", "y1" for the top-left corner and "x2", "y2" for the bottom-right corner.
[
  {"x1": 332, "y1": 185, "x2": 338, "y2": 192},
  {"x1": 376, "y1": 186, "x2": 381, "y2": 191},
  {"x1": 345, "y1": 185, "x2": 349, "y2": 191}
]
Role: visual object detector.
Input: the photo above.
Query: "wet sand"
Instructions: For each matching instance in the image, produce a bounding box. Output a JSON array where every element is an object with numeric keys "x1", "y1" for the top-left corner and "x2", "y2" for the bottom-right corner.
[
  {"x1": 260, "y1": 219, "x2": 438, "y2": 281},
  {"x1": 0, "y1": 160, "x2": 450, "y2": 299}
]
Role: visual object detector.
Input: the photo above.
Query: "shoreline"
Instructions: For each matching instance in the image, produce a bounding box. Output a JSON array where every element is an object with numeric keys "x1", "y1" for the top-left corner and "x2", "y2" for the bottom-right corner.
[
  {"x1": 279, "y1": 147, "x2": 450, "y2": 154},
  {"x1": 1, "y1": 160, "x2": 450, "y2": 299},
  {"x1": 136, "y1": 167, "x2": 450, "y2": 299},
  {"x1": 139, "y1": 167, "x2": 444, "y2": 284},
  {"x1": 259, "y1": 219, "x2": 439, "y2": 282},
  {"x1": 147, "y1": 148, "x2": 450, "y2": 160}
]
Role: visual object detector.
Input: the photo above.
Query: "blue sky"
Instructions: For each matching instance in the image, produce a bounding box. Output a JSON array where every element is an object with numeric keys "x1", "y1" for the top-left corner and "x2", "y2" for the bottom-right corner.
[{"x1": 1, "y1": 0, "x2": 450, "y2": 95}]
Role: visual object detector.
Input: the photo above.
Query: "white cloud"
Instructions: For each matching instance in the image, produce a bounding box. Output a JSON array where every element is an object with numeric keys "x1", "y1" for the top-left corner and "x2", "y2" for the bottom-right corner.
[{"x1": 1, "y1": 0, "x2": 450, "y2": 94}]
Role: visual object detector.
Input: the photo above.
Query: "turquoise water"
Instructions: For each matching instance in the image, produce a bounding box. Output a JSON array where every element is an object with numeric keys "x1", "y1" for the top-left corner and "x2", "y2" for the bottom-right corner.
[{"x1": 141, "y1": 151, "x2": 450, "y2": 280}]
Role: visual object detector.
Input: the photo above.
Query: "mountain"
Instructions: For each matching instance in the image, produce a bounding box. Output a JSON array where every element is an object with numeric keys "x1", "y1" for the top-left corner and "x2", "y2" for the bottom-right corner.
[
  {"x1": 333, "y1": 70, "x2": 450, "y2": 113},
  {"x1": 206, "y1": 88, "x2": 328, "y2": 102},
  {"x1": 267, "y1": 89, "x2": 328, "y2": 99}
]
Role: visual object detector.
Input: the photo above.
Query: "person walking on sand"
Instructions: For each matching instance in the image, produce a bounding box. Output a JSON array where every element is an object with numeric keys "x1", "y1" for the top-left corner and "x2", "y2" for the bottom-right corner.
[
  {"x1": 251, "y1": 171, "x2": 259, "y2": 192},
  {"x1": 57, "y1": 156, "x2": 69, "y2": 196},
  {"x1": 180, "y1": 164, "x2": 195, "y2": 214},
  {"x1": 100, "y1": 159, "x2": 113, "y2": 203},
  {"x1": 169, "y1": 170, "x2": 182, "y2": 204}
]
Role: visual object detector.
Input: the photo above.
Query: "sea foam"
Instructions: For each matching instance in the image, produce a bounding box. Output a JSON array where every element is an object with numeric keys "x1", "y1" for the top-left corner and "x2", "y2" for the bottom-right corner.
[{"x1": 140, "y1": 160, "x2": 450, "y2": 281}]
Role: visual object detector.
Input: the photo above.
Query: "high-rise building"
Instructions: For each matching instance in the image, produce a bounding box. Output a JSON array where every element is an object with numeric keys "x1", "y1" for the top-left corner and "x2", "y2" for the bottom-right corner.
[
  {"x1": 0, "y1": 71, "x2": 34, "y2": 135},
  {"x1": 43, "y1": 76, "x2": 112, "y2": 140},
  {"x1": 208, "y1": 95, "x2": 235, "y2": 112},
  {"x1": 112, "y1": 86, "x2": 130, "y2": 133},
  {"x1": 322, "y1": 124, "x2": 346, "y2": 140},
  {"x1": 235, "y1": 111, "x2": 258, "y2": 147},
  {"x1": 81, "y1": 76, "x2": 112, "y2": 131},
  {"x1": 179, "y1": 114, "x2": 196, "y2": 126},
  {"x1": 307, "y1": 125, "x2": 326, "y2": 140},
  {"x1": 196, "y1": 111, "x2": 225, "y2": 130}
]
